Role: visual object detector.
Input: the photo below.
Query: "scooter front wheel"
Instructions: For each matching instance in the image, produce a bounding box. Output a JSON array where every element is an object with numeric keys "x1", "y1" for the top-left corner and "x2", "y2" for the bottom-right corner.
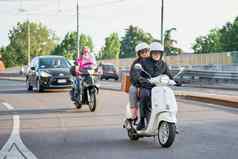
[{"x1": 158, "y1": 121, "x2": 176, "y2": 148}]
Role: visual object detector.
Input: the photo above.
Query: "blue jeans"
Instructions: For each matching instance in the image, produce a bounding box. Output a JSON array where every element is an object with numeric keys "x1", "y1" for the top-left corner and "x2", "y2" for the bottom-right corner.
[{"x1": 71, "y1": 77, "x2": 81, "y2": 101}]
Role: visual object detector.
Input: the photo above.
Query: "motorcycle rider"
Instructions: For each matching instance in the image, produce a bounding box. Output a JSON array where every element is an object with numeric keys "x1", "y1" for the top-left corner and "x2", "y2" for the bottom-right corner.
[
  {"x1": 71, "y1": 47, "x2": 96, "y2": 103},
  {"x1": 129, "y1": 42, "x2": 150, "y2": 121},
  {"x1": 135, "y1": 41, "x2": 173, "y2": 130}
]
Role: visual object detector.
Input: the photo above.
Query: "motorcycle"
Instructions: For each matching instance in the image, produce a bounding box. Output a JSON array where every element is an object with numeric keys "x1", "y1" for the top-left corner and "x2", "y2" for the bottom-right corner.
[
  {"x1": 123, "y1": 64, "x2": 178, "y2": 148},
  {"x1": 70, "y1": 68, "x2": 99, "y2": 112}
]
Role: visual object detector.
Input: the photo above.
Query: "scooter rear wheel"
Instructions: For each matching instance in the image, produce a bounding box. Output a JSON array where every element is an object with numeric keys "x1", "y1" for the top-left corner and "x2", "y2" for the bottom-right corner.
[
  {"x1": 127, "y1": 129, "x2": 139, "y2": 141},
  {"x1": 158, "y1": 121, "x2": 176, "y2": 147}
]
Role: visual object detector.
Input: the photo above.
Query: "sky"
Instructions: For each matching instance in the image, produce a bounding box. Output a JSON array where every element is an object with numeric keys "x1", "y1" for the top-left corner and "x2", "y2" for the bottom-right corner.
[{"x1": 0, "y1": 0, "x2": 238, "y2": 52}]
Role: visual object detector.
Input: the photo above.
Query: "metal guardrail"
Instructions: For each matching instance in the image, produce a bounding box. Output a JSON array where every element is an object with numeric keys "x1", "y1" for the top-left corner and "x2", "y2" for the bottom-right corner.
[
  {"x1": 118, "y1": 68, "x2": 238, "y2": 89},
  {"x1": 172, "y1": 69, "x2": 238, "y2": 88},
  {"x1": 170, "y1": 64, "x2": 238, "y2": 72}
]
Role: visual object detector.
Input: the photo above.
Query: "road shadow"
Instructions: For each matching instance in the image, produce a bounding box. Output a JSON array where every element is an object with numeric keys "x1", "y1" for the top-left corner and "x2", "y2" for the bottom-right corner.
[
  {"x1": 0, "y1": 107, "x2": 123, "y2": 118},
  {"x1": 0, "y1": 107, "x2": 92, "y2": 116},
  {"x1": 0, "y1": 89, "x2": 32, "y2": 94},
  {"x1": 0, "y1": 89, "x2": 70, "y2": 95}
]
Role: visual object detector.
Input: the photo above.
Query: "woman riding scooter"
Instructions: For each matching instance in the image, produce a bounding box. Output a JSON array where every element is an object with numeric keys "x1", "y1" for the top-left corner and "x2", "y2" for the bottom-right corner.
[
  {"x1": 135, "y1": 42, "x2": 173, "y2": 130},
  {"x1": 129, "y1": 42, "x2": 150, "y2": 121}
]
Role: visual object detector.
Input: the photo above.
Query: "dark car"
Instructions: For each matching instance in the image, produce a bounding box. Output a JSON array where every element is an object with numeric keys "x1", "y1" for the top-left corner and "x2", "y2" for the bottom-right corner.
[
  {"x1": 26, "y1": 56, "x2": 72, "y2": 92},
  {"x1": 100, "y1": 63, "x2": 119, "y2": 80}
]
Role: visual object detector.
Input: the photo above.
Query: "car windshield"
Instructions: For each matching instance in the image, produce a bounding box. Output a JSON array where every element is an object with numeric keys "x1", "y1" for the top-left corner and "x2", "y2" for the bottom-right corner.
[{"x1": 39, "y1": 58, "x2": 70, "y2": 69}]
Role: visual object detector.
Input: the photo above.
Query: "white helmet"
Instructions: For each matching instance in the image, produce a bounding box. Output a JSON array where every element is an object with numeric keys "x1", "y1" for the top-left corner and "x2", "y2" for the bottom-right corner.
[
  {"x1": 135, "y1": 42, "x2": 149, "y2": 53},
  {"x1": 150, "y1": 42, "x2": 164, "y2": 52}
]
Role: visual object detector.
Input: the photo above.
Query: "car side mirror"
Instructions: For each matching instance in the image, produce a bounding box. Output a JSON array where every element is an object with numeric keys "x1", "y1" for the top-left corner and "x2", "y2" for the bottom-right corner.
[{"x1": 31, "y1": 67, "x2": 35, "y2": 70}]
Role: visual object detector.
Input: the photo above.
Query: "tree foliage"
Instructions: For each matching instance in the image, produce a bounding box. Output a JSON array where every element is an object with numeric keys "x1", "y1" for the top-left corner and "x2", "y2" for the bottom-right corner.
[
  {"x1": 51, "y1": 32, "x2": 94, "y2": 59},
  {"x1": 164, "y1": 28, "x2": 182, "y2": 55},
  {"x1": 2, "y1": 21, "x2": 57, "y2": 66},
  {"x1": 193, "y1": 17, "x2": 238, "y2": 53},
  {"x1": 120, "y1": 25, "x2": 154, "y2": 58},
  {"x1": 100, "y1": 33, "x2": 121, "y2": 59}
]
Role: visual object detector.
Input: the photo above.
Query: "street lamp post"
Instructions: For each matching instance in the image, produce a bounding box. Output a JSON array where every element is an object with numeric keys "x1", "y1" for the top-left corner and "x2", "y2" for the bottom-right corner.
[
  {"x1": 161, "y1": 0, "x2": 164, "y2": 46},
  {"x1": 77, "y1": 0, "x2": 80, "y2": 58},
  {"x1": 27, "y1": 19, "x2": 31, "y2": 66}
]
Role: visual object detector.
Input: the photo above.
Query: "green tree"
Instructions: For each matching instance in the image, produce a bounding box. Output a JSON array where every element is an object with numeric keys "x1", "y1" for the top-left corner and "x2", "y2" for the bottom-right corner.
[
  {"x1": 192, "y1": 17, "x2": 238, "y2": 53},
  {"x1": 6, "y1": 21, "x2": 57, "y2": 66},
  {"x1": 100, "y1": 33, "x2": 121, "y2": 59},
  {"x1": 220, "y1": 17, "x2": 238, "y2": 52},
  {"x1": 52, "y1": 32, "x2": 94, "y2": 59},
  {"x1": 52, "y1": 32, "x2": 77, "y2": 59},
  {"x1": 193, "y1": 29, "x2": 222, "y2": 54},
  {"x1": 164, "y1": 28, "x2": 182, "y2": 55},
  {"x1": 120, "y1": 25, "x2": 154, "y2": 58},
  {"x1": 1, "y1": 46, "x2": 17, "y2": 67}
]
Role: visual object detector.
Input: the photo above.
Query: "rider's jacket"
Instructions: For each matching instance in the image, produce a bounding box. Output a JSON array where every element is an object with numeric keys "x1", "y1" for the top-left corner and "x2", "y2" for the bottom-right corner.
[
  {"x1": 143, "y1": 58, "x2": 173, "y2": 79},
  {"x1": 76, "y1": 54, "x2": 95, "y2": 69},
  {"x1": 75, "y1": 54, "x2": 96, "y2": 75},
  {"x1": 133, "y1": 58, "x2": 173, "y2": 89},
  {"x1": 129, "y1": 58, "x2": 145, "y2": 88}
]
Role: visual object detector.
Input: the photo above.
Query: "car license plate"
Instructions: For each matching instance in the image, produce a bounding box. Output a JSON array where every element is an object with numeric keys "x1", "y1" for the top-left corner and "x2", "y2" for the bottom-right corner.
[{"x1": 57, "y1": 79, "x2": 66, "y2": 83}]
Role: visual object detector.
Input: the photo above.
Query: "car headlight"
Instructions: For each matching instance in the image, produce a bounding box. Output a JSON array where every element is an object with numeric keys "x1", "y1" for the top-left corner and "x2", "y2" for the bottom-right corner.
[{"x1": 39, "y1": 71, "x2": 52, "y2": 77}]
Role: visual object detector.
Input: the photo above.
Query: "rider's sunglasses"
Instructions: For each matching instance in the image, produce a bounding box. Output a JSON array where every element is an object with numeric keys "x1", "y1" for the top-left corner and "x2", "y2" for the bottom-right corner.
[{"x1": 138, "y1": 49, "x2": 149, "y2": 54}]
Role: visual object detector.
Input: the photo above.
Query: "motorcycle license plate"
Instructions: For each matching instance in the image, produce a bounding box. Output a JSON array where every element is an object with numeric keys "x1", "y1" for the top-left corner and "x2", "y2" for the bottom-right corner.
[{"x1": 57, "y1": 79, "x2": 66, "y2": 83}]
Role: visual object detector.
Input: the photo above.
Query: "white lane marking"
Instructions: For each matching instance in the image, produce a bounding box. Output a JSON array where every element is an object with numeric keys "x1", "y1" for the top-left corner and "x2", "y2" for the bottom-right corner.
[
  {"x1": 2, "y1": 103, "x2": 14, "y2": 110},
  {"x1": 0, "y1": 103, "x2": 38, "y2": 159}
]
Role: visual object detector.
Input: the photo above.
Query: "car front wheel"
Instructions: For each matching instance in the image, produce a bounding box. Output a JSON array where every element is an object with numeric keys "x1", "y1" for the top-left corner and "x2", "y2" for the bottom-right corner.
[
  {"x1": 36, "y1": 79, "x2": 44, "y2": 92},
  {"x1": 26, "y1": 79, "x2": 33, "y2": 91}
]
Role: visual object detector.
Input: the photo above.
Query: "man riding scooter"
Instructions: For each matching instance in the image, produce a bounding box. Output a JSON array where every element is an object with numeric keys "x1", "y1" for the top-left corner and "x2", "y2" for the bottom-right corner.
[{"x1": 134, "y1": 42, "x2": 173, "y2": 130}]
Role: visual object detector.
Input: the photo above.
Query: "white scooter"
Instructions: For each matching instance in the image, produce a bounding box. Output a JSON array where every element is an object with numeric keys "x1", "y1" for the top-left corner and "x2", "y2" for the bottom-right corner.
[{"x1": 123, "y1": 64, "x2": 178, "y2": 148}]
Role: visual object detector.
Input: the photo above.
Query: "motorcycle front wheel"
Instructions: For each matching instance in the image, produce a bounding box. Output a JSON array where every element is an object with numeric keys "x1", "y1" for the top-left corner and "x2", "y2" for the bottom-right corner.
[
  {"x1": 88, "y1": 91, "x2": 96, "y2": 112},
  {"x1": 158, "y1": 121, "x2": 176, "y2": 148}
]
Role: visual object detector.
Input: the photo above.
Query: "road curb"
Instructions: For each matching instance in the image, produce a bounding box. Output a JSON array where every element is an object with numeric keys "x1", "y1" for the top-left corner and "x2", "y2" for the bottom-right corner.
[
  {"x1": 175, "y1": 91, "x2": 238, "y2": 108},
  {"x1": 1, "y1": 77, "x2": 238, "y2": 108}
]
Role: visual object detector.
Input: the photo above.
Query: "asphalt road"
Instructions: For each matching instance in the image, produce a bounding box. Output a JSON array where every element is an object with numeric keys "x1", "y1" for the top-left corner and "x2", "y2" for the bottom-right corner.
[{"x1": 0, "y1": 80, "x2": 238, "y2": 159}]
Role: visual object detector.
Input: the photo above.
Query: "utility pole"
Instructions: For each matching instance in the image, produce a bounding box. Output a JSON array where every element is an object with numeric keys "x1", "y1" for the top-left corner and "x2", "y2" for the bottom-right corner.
[
  {"x1": 77, "y1": 0, "x2": 80, "y2": 58},
  {"x1": 27, "y1": 19, "x2": 31, "y2": 65},
  {"x1": 161, "y1": 0, "x2": 164, "y2": 46}
]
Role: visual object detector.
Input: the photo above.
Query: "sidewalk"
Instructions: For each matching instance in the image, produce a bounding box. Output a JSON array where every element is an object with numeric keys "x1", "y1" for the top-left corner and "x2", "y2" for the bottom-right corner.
[{"x1": 0, "y1": 75, "x2": 238, "y2": 108}]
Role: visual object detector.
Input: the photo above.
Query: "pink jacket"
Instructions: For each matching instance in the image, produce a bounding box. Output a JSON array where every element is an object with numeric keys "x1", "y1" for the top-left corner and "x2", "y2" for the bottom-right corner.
[{"x1": 76, "y1": 54, "x2": 95, "y2": 69}]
